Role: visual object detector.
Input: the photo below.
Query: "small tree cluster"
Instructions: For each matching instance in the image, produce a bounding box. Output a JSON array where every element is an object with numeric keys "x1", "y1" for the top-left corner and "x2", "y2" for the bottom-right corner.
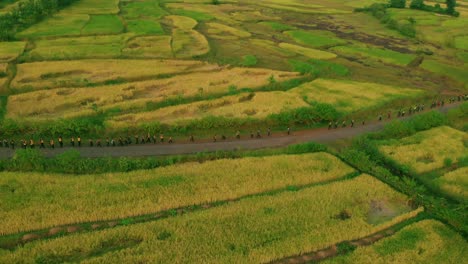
[
  {"x1": 0, "y1": 0, "x2": 78, "y2": 40},
  {"x1": 389, "y1": 0, "x2": 406, "y2": 8}
]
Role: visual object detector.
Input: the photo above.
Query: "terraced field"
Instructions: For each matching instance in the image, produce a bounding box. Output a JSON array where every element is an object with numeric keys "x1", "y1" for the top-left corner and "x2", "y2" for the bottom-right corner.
[
  {"x1": 0, "y1": 174, "x2": 422, "y2": 263},
  {"x1": 324, "y1": 220, "x2": 467, "y2": 263},
  {"x1": 0, "y1": 152, "x2": 356, "y2": 235},
  {"x1": 0, "y1": 0, "x2": 467, "y2": 262},
  {"x1": 379, "y1": 126, "x2": 468, "y2": 202},
  {"x1": 0, "y1": 0, "x2": 466, "y2": 136}
]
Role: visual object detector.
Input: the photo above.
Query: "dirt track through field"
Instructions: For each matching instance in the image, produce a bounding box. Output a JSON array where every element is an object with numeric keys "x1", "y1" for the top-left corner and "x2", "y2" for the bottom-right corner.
[{"x1": 0, "y1": 103, "x2": 461, "y2": 159}]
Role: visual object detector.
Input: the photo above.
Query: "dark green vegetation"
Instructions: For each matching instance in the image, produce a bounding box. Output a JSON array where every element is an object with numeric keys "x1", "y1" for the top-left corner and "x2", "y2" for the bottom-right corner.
[{"x1": 0, "y1": 0, "x2": 80, "y2": 40}]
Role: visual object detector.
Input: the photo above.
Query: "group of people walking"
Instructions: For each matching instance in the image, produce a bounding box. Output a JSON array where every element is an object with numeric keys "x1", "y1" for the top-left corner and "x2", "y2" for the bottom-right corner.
[{"x1": 1, "y1": 95, "x2": 466, "y2": 150}]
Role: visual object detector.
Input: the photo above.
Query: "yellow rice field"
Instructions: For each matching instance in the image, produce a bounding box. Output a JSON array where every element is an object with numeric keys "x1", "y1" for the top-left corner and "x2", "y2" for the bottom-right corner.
[
  {"x1": 206, "y1": 22, "x2": 252, "y2": 39},
  {"x1": 172, "y1": 29, "x2": 210, "y2": 58},
  {"x1": 380, "y1": 126, "x2": 467, "y2": 174},
  {"x1": 278, "y1": 42, "x2": 337, "y2": 60},
  {"x1": 109, "y1": 91, "x2": 308, "y2": 127},
  {"x1": 0, "y1": 153, "x2": 355, "y2": 235},
  {"x1": 6, "y1": 67, "x2": 299, "y2": 120},
  {"x1": 323, "y1": 220, "x2": 467, "y2": 264},
  {"x1": 0, "y1": 175, "x2": 421, "y2": 263},
  {"x1": 290, "y1": 79, "x2": 424, "y2": 112},
  {"x1": 106, "y1": 77, "x2": 425, "y2": 127},
  {"x1": 123, "y1": 36, "x2": 173, "y2": 58},
  {"x1": 11, "y1": 59, "x2": 218, "y2": 90},
  {"x1": 434, "y1": 167, "x2": 468, "y2": 202},
  {"x1": 0, "y1": 41, "x2": 26, "y2": 62},
  {"x1": 0, "y1": 63, "x2": 7, "y2": 73},
  {"x1": 164, "y1": 15, "x2": 198, "y2": 30},
  {"x1": 28, "y1": 35, "x2": 131, "y2": 60}
]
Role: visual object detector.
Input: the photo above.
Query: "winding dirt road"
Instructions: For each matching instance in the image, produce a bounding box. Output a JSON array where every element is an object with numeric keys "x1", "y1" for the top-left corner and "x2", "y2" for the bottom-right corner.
[{"x1": 0, "y1": 104, "x2": 461, "y2": 159}]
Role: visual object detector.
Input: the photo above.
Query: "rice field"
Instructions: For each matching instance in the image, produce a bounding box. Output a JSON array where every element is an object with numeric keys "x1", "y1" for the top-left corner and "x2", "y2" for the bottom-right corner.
[
  {"x1": 16, "y1": 14, "x2": 90, "y2": 39},
  {"x1": 433, "y1": 167, "x2": 468, "y2": 202},
  {"x1": 7, "y1": 67, "x2": 299, "y2": 120},
  {"x1": 285, "y1": 30, "x2": 347, "y2": 48},
  {"x1": 0, "y1": 63, "x2": 7, "y2": 73},
  {"x1": 80, "y1": 15, "x2": 124, "y2": 35},
  {"x1": 106, "y1": 77, "x2": 425, "y2": 127},
  {"x1": 323, "y1": 220, "x2": 467, "y2": 264},
  {"x1": 109, "y1": 91, "x2": 309, "y2": 127},
  {"x1": 123, "y1": 36, "x2": 173, "y2": 58},
  {"x1": 289, "y1": 78, "x2": 424, "y2": 113},
  {"x1": 379, "y1": 126, "x2": 467, "y2": 174},
  {"x1": 172, "y1": 29, "x2": 210, "y2": 58},
  {"x1": 206, "y1": 22, "x2": 252, "y2": 40},
  {"x1": 331, "y1": 45, "x2": 416, "y2": 66},
  {"x1": 420, "y1": 59, "x2": 468, "y2": 88},
  {"x1": 0, "y1": 153, "x2": 355, "y2": 235},
  {"x1": 0, "y1": 174, "x2": 421, "y2": 263},
  {"x1": 26, "y1": 35, "x2": 130, "y2": 60},
  {"x1": 0, "y1": 41, "x2": 26, "y2": 62},
  {"x1": 278, "y1": 43, "x2": 337, "y2": 60},
  {"x1": 10, "y1": 59, "x2": 218, "y2": 90}
]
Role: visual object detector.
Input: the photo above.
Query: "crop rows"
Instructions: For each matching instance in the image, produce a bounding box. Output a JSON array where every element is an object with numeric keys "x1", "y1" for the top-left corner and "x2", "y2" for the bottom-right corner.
[
  {"x1": 0, "y1": 152, "x2": 355, "y2": 235},
  {"x1": 0, "y1": 175, "x2": 421, "y2": 263}
]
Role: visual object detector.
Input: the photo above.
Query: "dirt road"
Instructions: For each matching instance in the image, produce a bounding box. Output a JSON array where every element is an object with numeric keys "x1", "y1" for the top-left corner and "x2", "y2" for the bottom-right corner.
[{"x1": 0, "y1": 104, "x2": 461, "y2": 159}]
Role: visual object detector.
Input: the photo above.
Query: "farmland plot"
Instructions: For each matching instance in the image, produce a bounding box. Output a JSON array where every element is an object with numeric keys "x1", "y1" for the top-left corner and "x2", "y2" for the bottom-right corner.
[
  {"x1": 0, "y1": 175, "x2": 421, "y2": 263},
  {"x1": 10, "y1": 59, "x2": 218, "y2": 90},
  {"x1": 0, "y1": 153, "x2": 355, "y2": 234},
  {"x1": 324, "y1": 220, "x2": 467, "y2": 264},
  {"x1": 379, "y1": 126, "x2": 467, "y2": 174},
  {"x1": 7, "y1": 67, "x2": 299, "y2": 120}
]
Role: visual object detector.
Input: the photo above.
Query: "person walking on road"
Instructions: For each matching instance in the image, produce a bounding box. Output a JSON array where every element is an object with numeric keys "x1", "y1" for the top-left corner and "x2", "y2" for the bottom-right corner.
[
  {"x1": 10, "y1": 139, "x2": 15, "y2": 149},
  {"x1": 58, "y1": 136, "x2": 63, "y2": 148},
  {"x1": 50, "y1": 139, "x2": 55, "y2": 149},
  {"x1": 236, "y1": 131, "x2": 241, "y2": 140},
  {"x1": 77, "y1": 137, "x2": 81, "y2": 147}
]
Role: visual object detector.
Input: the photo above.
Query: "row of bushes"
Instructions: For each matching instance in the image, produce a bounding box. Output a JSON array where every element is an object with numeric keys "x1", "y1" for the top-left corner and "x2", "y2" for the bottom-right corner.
[
  {"x1": 0, "y1": 142, "x2": 327, "y2": 174},
  {"x1": 408, "y1": 0, "x2": 460, "y2": 17},
  {"x1": 0, "y1": 0, "x2": 79, "y2": 40}
]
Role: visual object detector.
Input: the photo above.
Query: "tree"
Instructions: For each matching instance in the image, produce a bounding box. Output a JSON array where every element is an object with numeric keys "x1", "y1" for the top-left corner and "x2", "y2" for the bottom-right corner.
[
  {"x1": 389, "y1": 0, "x2": 406, "y2": 8},
  {"x1": 446, "y1": 0, "x2": 456, "y2": 14},
  {"x1": 410, "y1": 0, "x2": 425, "y2": 9}
]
